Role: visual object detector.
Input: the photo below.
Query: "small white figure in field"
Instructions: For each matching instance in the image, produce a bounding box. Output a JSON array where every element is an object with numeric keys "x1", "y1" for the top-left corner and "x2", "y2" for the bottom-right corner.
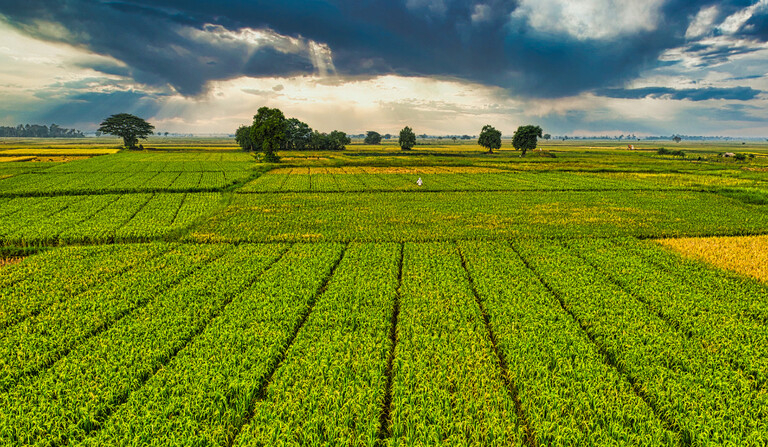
[{"x1": 416, "y1": 177, "x2": 423, "y2": 186}]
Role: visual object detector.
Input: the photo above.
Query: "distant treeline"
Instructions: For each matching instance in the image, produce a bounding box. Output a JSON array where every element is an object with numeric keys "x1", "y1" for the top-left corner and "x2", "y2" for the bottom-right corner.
[{"x1": 0, "y1": 124, "x2": 85, "y2": 138}]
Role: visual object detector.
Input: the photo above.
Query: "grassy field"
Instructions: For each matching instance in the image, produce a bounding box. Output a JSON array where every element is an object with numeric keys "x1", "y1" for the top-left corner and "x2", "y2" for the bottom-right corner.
[{"x1": 1, "y1": 138, "x2": 768, "y2": 446}]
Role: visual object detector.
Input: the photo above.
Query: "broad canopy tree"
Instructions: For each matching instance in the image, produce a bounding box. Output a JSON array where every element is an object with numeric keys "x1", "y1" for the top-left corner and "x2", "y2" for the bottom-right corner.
[
  {"x1": 512, "y1": 125, "x2": 543, "y2": 157},
  {"x1": 98, "y1": 113, "x2": 154, "y2": 149},
  {"x1": 399, "y1": 126, "x2": 416, "y2": 151},
  {"x1": 250, "y1": 107, "x2": 285, "y2": 163},
  {"x1": 478, "y1": 125, "x2": 501, "y2": 153}
]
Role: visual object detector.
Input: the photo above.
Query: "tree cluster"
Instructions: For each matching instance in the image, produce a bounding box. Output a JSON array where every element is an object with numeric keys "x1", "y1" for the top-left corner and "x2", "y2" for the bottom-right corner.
[
  {"x1": 0, "y1": 124, "x2": 84, "y2": 138},
  {"x1": 235, "y1": 107, "x2": 350, "y2": 161}
]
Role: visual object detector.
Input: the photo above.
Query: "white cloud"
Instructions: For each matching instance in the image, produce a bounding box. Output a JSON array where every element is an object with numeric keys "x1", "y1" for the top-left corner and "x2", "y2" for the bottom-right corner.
[
  {"x1": 512, "y1": 0, "x2": 666, "y2": 40},
  {"x1": 182, "y1": 24, "x2": 336, "y2": 77},
  {"x1": 718, "y1": 0, "x2": 768, "y2": 35},
  {"x1": 685, "y1": 5, "x2": 719, "y2": 39}
]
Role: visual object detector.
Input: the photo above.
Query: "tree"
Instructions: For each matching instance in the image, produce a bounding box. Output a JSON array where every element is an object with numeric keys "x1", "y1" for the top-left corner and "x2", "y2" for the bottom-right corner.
[
  {"x1": 250, "y1": 107, "x2": 285, "y2": 162},
  {"x1": 328, "y1": 130, "x2": 351, "y2": 150},
  {"x1": 673, "y1": 135, "x2": 682, "y2": 143},
  {"x1": 284, "y1": 118, "x2": 313, "y2": 150},
  {"x1": 542, "y1": 133, "x2": 551, "y2": 140},
  {"x1": 307, "y1": 130, "x2": 350, "y2": 150},
  {"x1": 97, "y1": 113, "x2": 154, "y2": 149},
  {"x1": 383, "y1": 133, "x2": 392, "y2": 140},
  {"x1": 512, "y1": 125, "x2": 543, "y2": 157},
  {"x1": 235, "y1": 125, "x2": 255, "y2": 151},
  {"x1": 399, "y1": 126, "x2": 416, "y2": 151},
  {"x1": 477, "y1": 125, "x2": 502, "y2": 153},
  {"x1": 364, "y1": 131, "x2": 382, "y2": 145}
]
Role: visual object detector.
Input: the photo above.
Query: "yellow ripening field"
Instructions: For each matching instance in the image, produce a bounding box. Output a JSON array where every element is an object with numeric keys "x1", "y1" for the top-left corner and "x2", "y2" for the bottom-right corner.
[
  {"x1": 0, "y1": 156, "x2": 35, "y2": 162},
  {"x1": 656, "y1": 235, "x2": 768, "y2": 282},
  {"x1": 0, "y1": 148, "x2": 119, "y2": 156}
]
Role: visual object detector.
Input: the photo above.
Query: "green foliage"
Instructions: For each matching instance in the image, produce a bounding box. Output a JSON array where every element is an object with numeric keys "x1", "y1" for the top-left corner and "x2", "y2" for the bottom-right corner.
[
  {"x1": 4, "y1": 141, "x2": 768, "y2": 445},
  {"x1": 460, "y1": 240, "x2": 677, "y2": 445},
  {"x1": 79, "y1": 244, "x2": 340, "y2": 447},
  {"x1": 389, "y1": 242, "x2": 523, "y2": 444},
  {"x1": 236, "y1": 243, "x2": 395, "y2": 445},
  {"x1": 477, "y1": 124, "x2": 502, "y2": 153},
  {"x1": 284, "y1": 118, "x2": 313, "y2": 150},
  {"x1": 196, "y1": 188, "x2": 768, "y2": 242},
  {"x1": 97, "y1": 113, "x2": 154, "y2": 149},
  {"x1": 364, "y1": 130, "x2": 383, "y2": 145},
  {"x1": 0, "y1": 193, "x2": 222, "y2": 245},
  {"x1": 398, "y1": 126, "x2": 416, "y2": 150},
  {"x1": 512, "y1": 125, "x2": 543, "y2": 156},
  {"x1": 235, "y1": 125, "x2": 255, "y2": 151},
  {"x1": 734, "y1": 153, "x2": 747, "y2": 161},
  {"x1": 519, "y1": 238, "x2": 768, "y2": 444},
  {"x1": 308, "y1": 130, "x2": 350, "y2": 150},
  {"x1": 249, "y1": 107, "x2": 285, "y2": 163},
  {"x1": 717, "y1": 188, "x2": 768, "y2": 205}
]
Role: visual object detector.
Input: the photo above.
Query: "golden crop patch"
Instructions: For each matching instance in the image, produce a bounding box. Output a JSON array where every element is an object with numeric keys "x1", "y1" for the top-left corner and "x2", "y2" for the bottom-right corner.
[{"x1": 656, "y1": 235, "x2": 768, "y2": 282}]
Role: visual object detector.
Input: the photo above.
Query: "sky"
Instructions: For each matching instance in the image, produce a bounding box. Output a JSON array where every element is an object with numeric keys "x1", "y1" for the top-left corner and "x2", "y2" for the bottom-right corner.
[{"x1": 0, "y1": 0, "x2": 768, "y2": 137}]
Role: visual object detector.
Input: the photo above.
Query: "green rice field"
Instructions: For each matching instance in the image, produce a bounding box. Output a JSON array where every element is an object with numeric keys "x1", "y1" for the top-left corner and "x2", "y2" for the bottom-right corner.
[{"x1": 1, "y1": 138, "x2": 768, "y2": 446}]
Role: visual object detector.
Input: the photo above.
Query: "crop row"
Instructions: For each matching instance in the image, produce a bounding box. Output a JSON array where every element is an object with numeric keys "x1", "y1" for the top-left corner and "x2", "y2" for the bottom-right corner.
[
  {"x1": 239, "y1": 170, "x2": 762, "y2": 193},
  {"x1": 233, "y1": 243, "x2": 399, "y2": 446},
  {"x1": 0, "y1": 192, "x2": 221, "y2": 245},
  {"x1": 0, "y1": 242, "x2": 292, "y2": 446},
  {"x1": 514, "y1": 238, "x2": 768, "y2": 445},
  {"x1": 192, "y1": 190, "x2": 768, "y2": 243},
  {"x1": 0, "y1": 243, "x2": 227, "y2": 391},
  {"x1": 568, "y1": 238, "x2": 768, "y2": 390},
  {"x1": 80, "y1": 243, "x2": 356, "y2": 446},
  {"x1": 0, "y1": 244, "x2": 163, "y2": 332},
  {"x1": 0, "y1": 170, "x2": 249, "y2": 196},
  {"x1": 2, "y1": 240, "x2": 768, "y2": 445},
  {"x1": 388, "y1": 242, "x2": 524, "y2": 445},
  {"x1": 45, "y1": 152, "x2": 253, "y2": 172},
  {"x1": 458, "y1": 240, "x2": 677, "y2": 445}
]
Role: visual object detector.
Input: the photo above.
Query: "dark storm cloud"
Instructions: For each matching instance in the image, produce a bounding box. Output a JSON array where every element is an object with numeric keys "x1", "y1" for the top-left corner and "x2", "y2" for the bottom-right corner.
[
  {"x1": 0, "y1": 0, "x2": 766, "y2": 98},
  {"x1": 596, "y1": 86, "x2": 763, "y2": 101},
  {"x1": 36, "y1": 90, "x2": 163, "y2": 125}
]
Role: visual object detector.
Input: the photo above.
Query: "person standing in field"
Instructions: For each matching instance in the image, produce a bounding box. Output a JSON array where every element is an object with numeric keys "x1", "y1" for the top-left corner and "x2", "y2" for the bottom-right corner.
[{"x1": 417, "y1": 177, "x2": 423, "y2": 186}]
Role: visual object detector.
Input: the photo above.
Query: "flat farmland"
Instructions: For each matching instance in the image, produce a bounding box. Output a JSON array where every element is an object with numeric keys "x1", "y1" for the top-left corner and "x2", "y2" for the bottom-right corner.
[{"x1": 1, "y1": 139, "x2": 768, "y2": 446}]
